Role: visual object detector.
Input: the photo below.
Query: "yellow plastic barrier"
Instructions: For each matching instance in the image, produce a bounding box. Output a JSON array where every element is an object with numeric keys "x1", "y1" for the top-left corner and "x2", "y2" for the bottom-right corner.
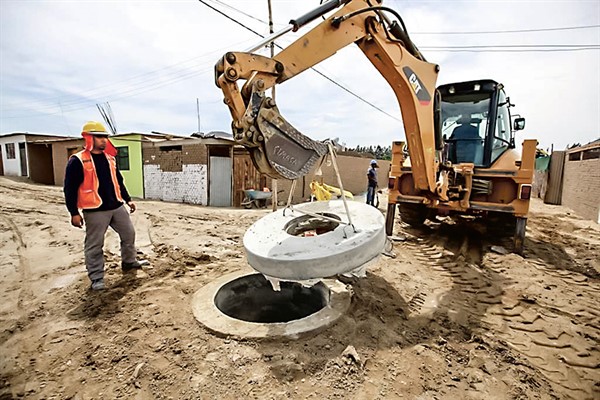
[
  {"x1": 310, "y1": 181, "x2": 353, "y2": 201},
  {"x1": 322, "y1": 182, "x2": 353, "y2": 199},
  {"x1": 310, "y1": 181, "x2": 332, "y2": 201}
]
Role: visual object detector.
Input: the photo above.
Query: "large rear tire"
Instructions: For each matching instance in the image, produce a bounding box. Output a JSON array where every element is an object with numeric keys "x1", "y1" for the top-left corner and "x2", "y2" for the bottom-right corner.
[
  {"x1": 513, "y1": 217, "x2": 527, "y2": 255},
  {"x1": 487, "y1": 213, "x2": 517, "y2": 237},
  {"x1": 399, "y1": 204, "x2": 428, "y2": 227},
  {"x1": 488, "y1": 213, "x2": 525, "y2": 254},
  {"x1": 385, "y1": 203, "x2": 396, "y2": 236}
]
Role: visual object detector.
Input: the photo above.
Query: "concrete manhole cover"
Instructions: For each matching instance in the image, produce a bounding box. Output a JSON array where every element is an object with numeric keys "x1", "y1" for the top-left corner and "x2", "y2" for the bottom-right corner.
[{"x1": 243, "y1": 200, "x2": 386, "y2": 280}]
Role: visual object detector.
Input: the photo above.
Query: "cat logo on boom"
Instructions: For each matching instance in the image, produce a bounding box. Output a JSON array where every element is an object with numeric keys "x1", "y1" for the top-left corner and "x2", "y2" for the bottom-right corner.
[
  {"x1": 409, "y1": 73, "x2": 422, "y2": 94},
  {"x1": 402, "y1": 66, "x2": 431, "y2": 106}
]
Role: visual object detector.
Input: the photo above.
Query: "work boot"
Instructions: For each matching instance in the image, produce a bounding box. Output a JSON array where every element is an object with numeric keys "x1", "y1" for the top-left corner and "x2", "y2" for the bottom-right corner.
[
  {"x1": 122, "y1": 260, "x2": 143, "y2": 272},
  {"x1": 91, "y1": 279, "x2": 105, "y2": 291}
]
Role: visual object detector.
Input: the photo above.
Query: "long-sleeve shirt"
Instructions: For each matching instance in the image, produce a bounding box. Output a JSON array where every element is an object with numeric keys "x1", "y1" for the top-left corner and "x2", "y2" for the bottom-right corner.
[{"x1": 64, "y1": 152, "x2": 131, "y2": 216}]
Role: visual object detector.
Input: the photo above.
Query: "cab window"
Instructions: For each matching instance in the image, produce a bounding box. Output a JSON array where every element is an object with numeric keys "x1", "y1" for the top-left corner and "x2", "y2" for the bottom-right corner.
[
  {"x1": 492, "y1": 91, "x2": 511, "y2": 162},
  {"x1": 441, "y1": 93, "x2": 490, "y2": 166}
]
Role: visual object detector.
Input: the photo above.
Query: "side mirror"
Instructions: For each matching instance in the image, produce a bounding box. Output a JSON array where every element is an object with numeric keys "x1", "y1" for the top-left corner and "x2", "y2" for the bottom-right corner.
[{"x1": 514, "y1": 117, "x2": 525, "y2": 131}]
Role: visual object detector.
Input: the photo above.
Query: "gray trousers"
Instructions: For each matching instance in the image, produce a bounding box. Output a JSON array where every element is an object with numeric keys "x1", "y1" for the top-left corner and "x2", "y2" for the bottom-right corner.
[{"x1": 83, "y1": 205, "x2": 136, "y2": 281}]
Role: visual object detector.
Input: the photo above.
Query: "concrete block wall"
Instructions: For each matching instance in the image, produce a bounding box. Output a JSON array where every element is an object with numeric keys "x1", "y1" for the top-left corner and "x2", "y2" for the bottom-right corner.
[
  {"x1": 562, "y1": 156, "x2": 600, "y2": 223},
  {"x1": 143, "y1": 142, "x2": 209, "y2": 205},
  {"x1": 144, "y1": 164, "x2": 207, "y2": 205}
]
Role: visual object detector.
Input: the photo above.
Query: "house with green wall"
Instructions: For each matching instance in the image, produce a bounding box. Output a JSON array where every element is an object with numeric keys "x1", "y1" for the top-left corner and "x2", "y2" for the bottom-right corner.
[{"x1": 111, "y1": 133, "x2": 144, "y2": 198}]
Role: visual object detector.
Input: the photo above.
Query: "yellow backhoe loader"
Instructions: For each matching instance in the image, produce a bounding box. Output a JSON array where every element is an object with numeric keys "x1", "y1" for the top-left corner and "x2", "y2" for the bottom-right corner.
[{"x1": 214, "y1": 0, "x2": 537, "y2": 253}]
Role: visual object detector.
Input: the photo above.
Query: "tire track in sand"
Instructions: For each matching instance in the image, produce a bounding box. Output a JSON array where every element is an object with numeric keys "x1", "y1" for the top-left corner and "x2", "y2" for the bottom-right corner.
[
  {"x1": 0, "y1": 213, "x2": 34, "y2": 311},
  {"x1": 397, "y1": 225, "x2": 599, "y2": 400}
]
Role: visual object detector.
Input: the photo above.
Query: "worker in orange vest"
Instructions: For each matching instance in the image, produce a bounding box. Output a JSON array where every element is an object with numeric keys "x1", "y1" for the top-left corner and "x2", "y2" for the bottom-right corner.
[{"x1": 64, "y1": 121, "x2": 142, "y2": 290}]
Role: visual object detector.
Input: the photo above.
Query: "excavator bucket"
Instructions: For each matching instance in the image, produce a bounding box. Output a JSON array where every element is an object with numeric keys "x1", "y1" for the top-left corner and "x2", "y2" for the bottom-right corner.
[{"x1": 253, "y1": 100, "x2": 328, "y2": 180}]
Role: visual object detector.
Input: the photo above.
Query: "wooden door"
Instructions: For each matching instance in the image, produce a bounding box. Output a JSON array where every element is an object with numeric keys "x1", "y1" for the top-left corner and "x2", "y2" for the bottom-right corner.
[{"x1": 232, "y1": 150, "x2": 266, "y2": 207}]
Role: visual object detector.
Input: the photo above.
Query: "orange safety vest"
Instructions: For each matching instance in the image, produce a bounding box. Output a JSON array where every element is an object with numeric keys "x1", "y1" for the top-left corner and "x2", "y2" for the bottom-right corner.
[{"x1": 72, "y1": 150, "x2": 123, "y2": 209}]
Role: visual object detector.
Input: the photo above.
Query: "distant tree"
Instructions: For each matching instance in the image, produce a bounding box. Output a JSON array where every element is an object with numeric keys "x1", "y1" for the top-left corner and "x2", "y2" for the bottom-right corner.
[{"x1": 347, "y1": 144, "x2": 392, "y2": 160}]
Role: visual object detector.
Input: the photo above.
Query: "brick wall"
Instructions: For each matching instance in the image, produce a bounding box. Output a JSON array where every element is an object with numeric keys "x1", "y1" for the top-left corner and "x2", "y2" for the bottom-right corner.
[
  {"x1": 562, "y1": 145, "x2": 600, "y2": 223},
  {"x1": 143, "y1": 142, "x2": 208, "y2": 169},
  {"x1": 143, "y1": 141, "x2": 209, "y2": 205}
]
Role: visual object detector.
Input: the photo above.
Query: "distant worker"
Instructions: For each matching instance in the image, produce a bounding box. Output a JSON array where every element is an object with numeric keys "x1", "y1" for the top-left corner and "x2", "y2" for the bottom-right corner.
[
  {"x1": 366, "y1": 159, "x2": 378, "y2": 207},
  {"x1": 64, "y1": 121, "x2": 142, "y2": 291}
]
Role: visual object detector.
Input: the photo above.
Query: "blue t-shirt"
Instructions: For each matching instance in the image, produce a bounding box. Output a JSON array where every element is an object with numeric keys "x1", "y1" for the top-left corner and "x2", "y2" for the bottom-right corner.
[{"x1": 367, "y1": 167, "x2": 378, "y2": 188}]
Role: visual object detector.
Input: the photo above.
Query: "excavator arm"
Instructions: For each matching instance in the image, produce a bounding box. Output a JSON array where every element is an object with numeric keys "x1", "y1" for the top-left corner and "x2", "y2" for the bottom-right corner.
[{"x1": 215, "y1": 0, "x2": 440, "y2": 193}]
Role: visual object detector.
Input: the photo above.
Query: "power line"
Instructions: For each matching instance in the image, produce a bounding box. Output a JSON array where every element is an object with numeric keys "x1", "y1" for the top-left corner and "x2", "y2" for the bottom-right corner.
[
  {"x1": 3, "y1": 67, "x2": 211, "y2": 116},
  {"x1": 9, "y1": 38, "x2": 593, "y2": 115},
  {"x1": 198, "y1": 0, "x2": 401, "y2": 122},
  {"x1": 208, "y1": 0, "x2": 268, "y2": 25},
  {"x1": 3, "y1": 2, "x2": 597, "y2": 122},
  {"x1": 1, "y1": 41, "x2": 252, "y2": 112},
  {"x1": 208, "y1": 0, "x2": 600, "y2": 35},
  {"x1": 425, "y1": 47, "x2": 599, "y2": 53},
  {"x1": 243, "y1": 0, "x2": 600, "y2": 36},
  {"x1": 198, "y1": 0, "x2": 265, "y2": 38},
  {"x1": 421, "y1": 44, "x2": 600, "y2": 53},
  {"x1": 2, "y1": 54, "x2": 206, "y2": 110},
  {"x1": 413, "y1": 24, "x2": 600, "y2": 35},
  {"x1": 2, "y1": 68, "x2": 215, "y2": 119},
  {"x1": 424, "y1": 44, "x2": 599, "y2": 48},
  {"x1": 279, "y1": 34, "x2": 600, "y2": 52},
  {"x1": 311, "y1": 69, "x2": 401, "y2": 122}
]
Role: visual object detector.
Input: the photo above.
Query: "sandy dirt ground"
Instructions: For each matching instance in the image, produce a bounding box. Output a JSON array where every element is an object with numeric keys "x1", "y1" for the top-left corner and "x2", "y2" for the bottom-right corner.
[{"x1": 0, "y1": 175, "x2": 598, "y2": 400}]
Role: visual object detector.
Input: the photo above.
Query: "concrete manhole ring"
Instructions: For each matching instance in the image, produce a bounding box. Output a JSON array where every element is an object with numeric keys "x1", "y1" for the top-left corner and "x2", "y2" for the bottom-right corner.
[
  {"x1": 192, "y1": 270, "x2": 352, "y2": 340},
  {"x1": 243, "y1": 200, "x2": 386, "y2": 280}
]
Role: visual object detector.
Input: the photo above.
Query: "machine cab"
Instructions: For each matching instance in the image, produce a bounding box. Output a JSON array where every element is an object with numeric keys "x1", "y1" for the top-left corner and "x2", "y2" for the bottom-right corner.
[{"x1": 438, "y1": 79, "x2": 524, "y2": 167}]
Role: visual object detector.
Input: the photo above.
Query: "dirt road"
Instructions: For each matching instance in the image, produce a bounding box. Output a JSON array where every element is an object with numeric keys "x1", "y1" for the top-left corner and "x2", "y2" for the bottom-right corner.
[{"x1": 0, "y1": 176, "x2": 598, "y2": 399}]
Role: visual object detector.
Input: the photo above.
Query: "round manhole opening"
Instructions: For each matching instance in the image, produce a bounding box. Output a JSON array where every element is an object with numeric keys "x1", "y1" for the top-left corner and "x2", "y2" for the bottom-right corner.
[
  {"x1": 284, "y1": 213, "x2": 341, "y2": 237},
  {"x1": 214, "y1": 273, "x2": 329, "y2": 323}
]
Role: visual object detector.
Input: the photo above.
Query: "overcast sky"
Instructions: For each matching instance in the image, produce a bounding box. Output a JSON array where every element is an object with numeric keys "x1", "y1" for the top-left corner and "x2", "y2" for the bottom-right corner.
[{"x1": 1, "y1": 0, "x2": 598, "y2": 151}]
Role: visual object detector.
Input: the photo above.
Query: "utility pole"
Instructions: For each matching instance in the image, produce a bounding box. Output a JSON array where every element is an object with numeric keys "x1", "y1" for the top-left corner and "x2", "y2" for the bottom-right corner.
[
  {"x1": 268, "y1": 0, "x2": 278, "y2": 211},
  {"x1": 268, "y1": 0, "x2": 275, "y2": 102},
  {"x1": 196, "y1": 98, "x2": 201, "y2": 134}
]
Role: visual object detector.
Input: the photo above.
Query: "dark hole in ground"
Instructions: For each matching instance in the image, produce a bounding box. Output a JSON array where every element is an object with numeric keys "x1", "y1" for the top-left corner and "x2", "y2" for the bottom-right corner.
[
  {"x1": 214, "y1": 274, "x2": 329, "y2": 323},
  {"x1": 284, "y1": 213, "x2": 341, "y2": 236}
]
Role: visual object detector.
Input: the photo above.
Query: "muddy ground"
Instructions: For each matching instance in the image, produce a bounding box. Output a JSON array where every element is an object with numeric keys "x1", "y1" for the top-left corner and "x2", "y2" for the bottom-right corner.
[{"x1": 0, "y1": 176, "x2": 598, "y2": 399}]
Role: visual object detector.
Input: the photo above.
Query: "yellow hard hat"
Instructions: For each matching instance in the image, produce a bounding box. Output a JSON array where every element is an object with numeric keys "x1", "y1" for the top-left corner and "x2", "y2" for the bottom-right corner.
[{"x1": 82, "y1": 121, "x2": 109, "y2": 135}]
